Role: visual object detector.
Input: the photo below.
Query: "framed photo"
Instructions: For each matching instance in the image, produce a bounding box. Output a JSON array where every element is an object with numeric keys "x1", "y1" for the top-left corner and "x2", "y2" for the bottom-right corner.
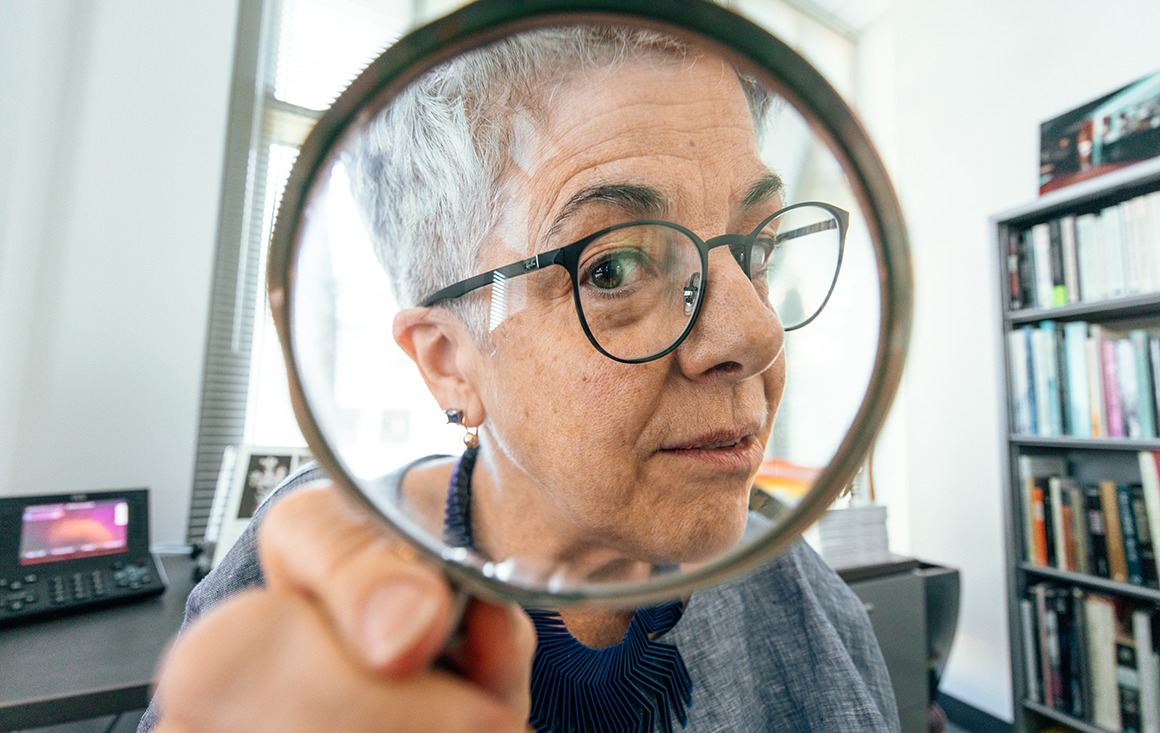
[
  {"x1": 1040, "y1": 68, "x2": 1160, "y2": 194},
  {"x1": 211, "y1": 445, "x2": 314, "y2": 568}
]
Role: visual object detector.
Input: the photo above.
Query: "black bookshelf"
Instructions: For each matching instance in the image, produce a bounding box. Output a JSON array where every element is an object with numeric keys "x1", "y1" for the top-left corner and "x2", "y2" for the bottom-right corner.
[
  {"x1": 996, "y1": 159, "x2": 1160, "y2": 733},
  {"x1": 1023, "y1": 700, "x2": 1110, "y2": 733}
]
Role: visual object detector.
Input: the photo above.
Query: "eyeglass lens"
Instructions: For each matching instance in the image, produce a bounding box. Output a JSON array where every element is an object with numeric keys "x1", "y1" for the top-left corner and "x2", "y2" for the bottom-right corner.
[{"x1": 576, "y1": 203, "x2": 841, "y2": 361}]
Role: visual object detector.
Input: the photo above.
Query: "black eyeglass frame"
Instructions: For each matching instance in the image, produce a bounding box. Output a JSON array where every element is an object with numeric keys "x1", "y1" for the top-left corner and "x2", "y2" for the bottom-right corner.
[{"x1": 421, "y1": 200, "x2": 849, "y2": 364}]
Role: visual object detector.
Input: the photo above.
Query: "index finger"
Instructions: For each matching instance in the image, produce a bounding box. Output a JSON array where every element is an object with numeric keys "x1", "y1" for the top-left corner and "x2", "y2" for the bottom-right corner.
[{"x1": 257, "y1": 482, "x2": 454, "y2": 677}]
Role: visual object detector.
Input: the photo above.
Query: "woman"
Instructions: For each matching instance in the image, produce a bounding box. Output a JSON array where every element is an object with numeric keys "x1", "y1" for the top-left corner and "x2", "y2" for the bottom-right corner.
[{"x1": 146, "y1": 27, "x2": 898, "y2": 733}]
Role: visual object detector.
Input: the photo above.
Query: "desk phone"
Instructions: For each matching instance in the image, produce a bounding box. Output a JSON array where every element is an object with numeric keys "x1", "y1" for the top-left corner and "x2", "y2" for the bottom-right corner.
[{"x1": 0, "y1": 488, "x2": 166, "y2": 626}]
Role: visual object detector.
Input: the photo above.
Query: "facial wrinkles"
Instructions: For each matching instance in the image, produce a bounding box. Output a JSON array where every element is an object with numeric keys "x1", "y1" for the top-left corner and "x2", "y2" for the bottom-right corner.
[{"x1": 464, "y1": 54, "x2": 785, "y2": 569}]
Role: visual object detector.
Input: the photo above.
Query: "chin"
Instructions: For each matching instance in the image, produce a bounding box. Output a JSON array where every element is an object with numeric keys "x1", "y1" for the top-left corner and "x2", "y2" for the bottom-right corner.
[{"x1": 630, "y1": 489, "x2": 753, "y2": 565}]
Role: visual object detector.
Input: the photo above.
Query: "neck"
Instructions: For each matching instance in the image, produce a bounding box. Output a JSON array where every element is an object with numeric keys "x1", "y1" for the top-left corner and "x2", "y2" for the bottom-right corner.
[{"x1": 468, "y1": 440, "x2": 658, "y2": 587}]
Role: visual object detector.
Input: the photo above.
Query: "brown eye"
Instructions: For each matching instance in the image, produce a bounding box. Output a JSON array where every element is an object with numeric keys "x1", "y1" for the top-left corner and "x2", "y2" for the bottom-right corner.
[{"x1": 585, "y1": 249, "x2": 647, "y2": 290}]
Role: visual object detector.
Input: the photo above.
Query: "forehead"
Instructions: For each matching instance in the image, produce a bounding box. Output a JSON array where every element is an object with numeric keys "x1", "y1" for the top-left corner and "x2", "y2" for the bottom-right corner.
[{"x1": 496, "y1": 50, "x2": 772, "y2": 250}]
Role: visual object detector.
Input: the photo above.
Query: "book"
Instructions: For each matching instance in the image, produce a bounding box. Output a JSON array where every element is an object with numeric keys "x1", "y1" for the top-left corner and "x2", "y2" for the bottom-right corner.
[
  {"x1": 1061, "y1": 215, "x2": 1081, "y2": 303},
  {"x1": 1102, "y1": 480, "x2": 1130, "y2": 583},
  {"x1": 1077, "y1": 212, "x2": 1106, "y2": 302},
  {"x1": 1130, "y1": 484, "x2": 1160, "y2": 589},
  {"x1": 1049, "y1": 218, "x2": 1068, "y2": 307},
  {"x1": 1119, "y1": 337, "x2": 1144, "y2": 438},
  {"x1": 1035, "y1": 583, "x2": 1056, "y2": 709},
  {"x1": 1009, "y1": 329, "x2": 1034, "y2": 434},
  {"x1": 1104, "y1": 334, "x2": 1126, "y2": 437},
  {"x1": 1050, "y1": 477, "x2": 1070, "y2": 571},
  {"x1": 1123, "y1": 199, "x2": 1145, "y2": 296},
  {"x1": 1052, "y1": 587, "x2": 1077, "y2": 714},
  {"x1": 1033, "y1": 223, "x2": 1055, "y2": 308},
  {"x1": 1008, "y1": 230, "x2": 1024, "y2": 310},
  {"x1": 1065, "y1": 320, "x2": 1093, "y2": 437},
  {"x1": 1059, "y1": 482, "x2": 1079, "y2": 572},
  {"x1": 1070, "y1": 484, "x2": 1091, "y2": 575},
  {"x1": 1072, "y1": 586, "x2": 1093, "y2": 720},
  {"x1": 1133, "y1": 609, "x2": 1160, "y2": 733},
  {"x1": 1141, "y1": 451, "x2": 1160, "y2": 583},
  {"x1": 1117, "y1": 483, "x2": 1145, "y2": 585},
  {"x1": 1091, "y1": 330, "x2": 1108, "y2": 436},
  {"x1": 1131, "y1": 331, "x2": 1157, "y2": 439},
  {"x1": 1041, "y1": 322, "x2": 1063, "y2": 436},
  {"x1": 1086, "y1": 484, "x2": 1112, "y2": 578},
  {"x1": 1120, "y1": 640, "x2": 1143, "y2": 733},
  {"x1": 1022, "y1": 597, "x2": 1042, "y2": 703},
  {"x1": 1150, "y1": 336, "x2": 1160, "y2": 437},
  {"x1": 1104, "y1": 205, "x2": 1127, "y2": 299},
  {"x1": 1086, "y1": 593, "x2": 1121, "y2": 731}
]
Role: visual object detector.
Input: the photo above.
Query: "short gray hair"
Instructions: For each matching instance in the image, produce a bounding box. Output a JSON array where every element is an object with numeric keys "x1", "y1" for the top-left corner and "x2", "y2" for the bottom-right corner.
[{"x1": 349, "y1": 25, "x2": 774, "y2": 334}]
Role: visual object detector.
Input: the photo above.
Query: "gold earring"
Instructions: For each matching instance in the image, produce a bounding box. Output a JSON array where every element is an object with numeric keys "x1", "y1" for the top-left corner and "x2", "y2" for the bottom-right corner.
[{"x1": 445, "y1": 408, "x2": 478, "y2": 448}]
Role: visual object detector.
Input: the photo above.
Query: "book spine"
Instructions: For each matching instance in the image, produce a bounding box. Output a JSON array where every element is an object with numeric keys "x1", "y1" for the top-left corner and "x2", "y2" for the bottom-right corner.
[
  {"x1": 1034, "y1": 223, "x2": 1056, "y2": 308},
  {"x1": 1123, "y1": 199, "x2": 1144, "y2": 296},
  {"x1": 1132, "y1": 331, "x2": 1157, "y2": 439},
  {"x1": 1120, "y1": 338, "x2": 1144, "y2": 439},
  {"x1": 1106, "y1": 337, "x2": 1126, "y2": 437},
  {"x1": 1139, "y1": 450, "x2": 1160, "y2": 585},
  {"x1": 1087, "y1": 594, "x2": 1121, "y2": 731},
  {"x1": 1130, "y1": 484, "x2": 1160, "y2": 589},
  {"x1": 1119, "y1": 634, "x2": 1143, "y2": 733},
  {"x1": 1062, "y1": 214, "x2": 1081, "y2": 303},
  {"x1": 1102, "y1": 480, "x2": 1130, "y2": 583},
  {"x1": 1060, "y1": 488, "x2": 1079, "y2": 572},
  {"x1": 1149, "y1": 192, "x2": 1160, "y2": 290},
  {"x1": 1036, "y1": 584, "x2": 1056, "y2": 709},
  {"x1": 1066, "y1": 320, "x2": 1093, "y2": 437},
  {"x1": 1117, "y1": 483, "x2": 1145, "y2": 585},
  {"x1": 1073, "y1": 586, "x2": 1093, "y2": 720},
  {"x1": 1134, "y1": 609, "x2": 1159, "y2": 733},
  {"x1": 1025, "y1": 326, "x2": 1039, "y2": 434},
  {"x1": 1070, "y1": 485, "x2": 1091, "y2": 575},
  {"x1": 1020, "y1": 228, "x2": 1038, "y2": 309},
  {"x1": 1051, "y1": 477, "x2": 1069, "y2": 570},
  {"x1": 1009, "y1": 330, "x2": 1033, "y2": 434},
  {"x1": 1022, "y1": 597, "x2": 1042, "y2": 703},
  {"x1": 1008, "y1": 230, "x2": 1024, "y2": 310},
  {"x1": 1050, "y1": 218, "x2": 1068, "y2": 307},
  {"x1": 1150, "y1": 337, "x2": 1160, "y2": 440},
  {"x1": 1087, "y1": 485, "x2": 1112, "y2": 578},
  {"x1": 1092, "y1": 331, "x2": 1108, "y2": 437},
  {"x1": 1020, "y1": 454, "x2": 1037, "y2": 561},
  {"x1": 1105, "y1": 205, "x2": 1127, "y2": 299},
  {"x1": 1042, "y1": 322, "x2": 1063, "y2": 436}
]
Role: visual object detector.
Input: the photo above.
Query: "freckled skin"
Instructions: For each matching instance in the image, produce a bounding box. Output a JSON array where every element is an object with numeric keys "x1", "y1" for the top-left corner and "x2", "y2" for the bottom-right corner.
[{"x1": 396, "y1": 51, "x2": 786, "y2": 598}]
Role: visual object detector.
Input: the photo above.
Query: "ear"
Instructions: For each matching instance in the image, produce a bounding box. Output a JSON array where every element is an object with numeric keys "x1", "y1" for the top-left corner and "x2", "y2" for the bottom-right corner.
[{"x1": 393, "y1": 307, "x2": 486, "y2": 427}]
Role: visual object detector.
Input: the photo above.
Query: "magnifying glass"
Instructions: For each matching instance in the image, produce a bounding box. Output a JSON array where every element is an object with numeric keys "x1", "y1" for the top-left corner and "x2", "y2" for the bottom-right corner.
[{"x1": 267, "y1": 0, "x2": 910, "y2": 613}]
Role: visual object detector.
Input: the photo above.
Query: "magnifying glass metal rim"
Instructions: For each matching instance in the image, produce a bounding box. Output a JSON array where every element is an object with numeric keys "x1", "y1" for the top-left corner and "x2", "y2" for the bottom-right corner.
[{"x1": 267, "y1": 0, "x2": 912, "y2": 608}]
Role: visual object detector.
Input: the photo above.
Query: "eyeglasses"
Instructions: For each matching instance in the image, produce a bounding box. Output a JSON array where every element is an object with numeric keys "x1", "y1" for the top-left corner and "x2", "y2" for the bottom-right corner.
[{"x1": 422, "y1": 201, "x2": 848, "y2": 364}]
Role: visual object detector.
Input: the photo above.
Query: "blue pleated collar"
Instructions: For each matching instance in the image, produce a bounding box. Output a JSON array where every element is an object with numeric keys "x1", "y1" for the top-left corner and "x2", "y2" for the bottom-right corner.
[{"x1": 442, "y1": 446, "x2": 693, "y2": 733}]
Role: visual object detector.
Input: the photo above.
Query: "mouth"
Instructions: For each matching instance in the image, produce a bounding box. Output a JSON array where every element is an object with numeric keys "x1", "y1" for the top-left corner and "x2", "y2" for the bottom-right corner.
[{"x1": 659, "y1": 430, "x2": 764, "y2": 472}]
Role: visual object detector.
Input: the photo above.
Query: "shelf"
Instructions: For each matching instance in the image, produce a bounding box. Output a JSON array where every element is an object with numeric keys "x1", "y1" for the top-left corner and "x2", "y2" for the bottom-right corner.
[
  {"x1": 1010, "y1": 435, "x2": 1160, "y2": 451},
  {"x1": 1006, "y1": 292, "x2": 1160, "y2": 325},
  {"x1": 1023, "y1": 700, "x2": 1111, "y2": 733},
  {"x1": 993, "y1": 156, "x2": 1160, "y2": 226},
  {"x1": 1019, "y1": 562, "x2": 1160, "y2": 602}
]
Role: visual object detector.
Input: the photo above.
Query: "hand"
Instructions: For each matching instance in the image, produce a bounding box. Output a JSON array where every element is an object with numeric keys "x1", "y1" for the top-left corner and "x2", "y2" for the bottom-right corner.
[{"x1": 152, "y1": 483, "x2": 534, "y2": 733}]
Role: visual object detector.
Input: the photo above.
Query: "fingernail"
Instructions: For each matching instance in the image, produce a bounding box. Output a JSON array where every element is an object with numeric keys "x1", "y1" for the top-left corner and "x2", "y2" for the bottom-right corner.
[{"x1": 361, "y1": 581, "x2": 440, "y2": 667}]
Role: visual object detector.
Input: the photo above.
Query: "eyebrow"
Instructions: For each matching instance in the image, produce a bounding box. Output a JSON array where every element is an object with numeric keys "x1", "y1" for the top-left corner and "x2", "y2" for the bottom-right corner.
[
  {"x1": 547, "y1": 183, "x2": 668, "y2": 239},
  {"x1": 741, "y1": 171, "x2": 785, "y2": 210},
  {"x1": 545, "y1": 170, "x2": 785, "y2": 240}
]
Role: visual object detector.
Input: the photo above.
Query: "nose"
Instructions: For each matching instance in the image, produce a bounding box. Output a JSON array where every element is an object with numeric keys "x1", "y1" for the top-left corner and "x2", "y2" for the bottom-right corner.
[{"x1": 675, "y1": 246, "x2": 783, "y2": 381}]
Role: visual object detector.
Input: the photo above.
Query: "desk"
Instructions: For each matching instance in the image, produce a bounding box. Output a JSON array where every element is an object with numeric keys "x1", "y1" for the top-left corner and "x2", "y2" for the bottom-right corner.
[
  {"x1": 839, "y1": 558, "x2": 960, "y2": 733},
  {"x1": 0, "y1": 555, "x2": 196, "y2": 732}
]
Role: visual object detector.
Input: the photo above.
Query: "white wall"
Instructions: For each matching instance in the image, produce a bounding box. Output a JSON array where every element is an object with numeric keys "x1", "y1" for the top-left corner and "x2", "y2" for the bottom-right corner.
[
  {"x1": 0, "y1": 0, "x2": 239, "y2": 544},
  {"x1": 856, "y1": 0, "x2": 1160, "y2": 720}
]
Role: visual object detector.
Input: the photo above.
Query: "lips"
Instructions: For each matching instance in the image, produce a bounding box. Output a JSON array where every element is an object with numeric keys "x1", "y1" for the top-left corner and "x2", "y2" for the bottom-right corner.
[{"x1": 662, "y1": 429, "x2": 754, "y2": 452}]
